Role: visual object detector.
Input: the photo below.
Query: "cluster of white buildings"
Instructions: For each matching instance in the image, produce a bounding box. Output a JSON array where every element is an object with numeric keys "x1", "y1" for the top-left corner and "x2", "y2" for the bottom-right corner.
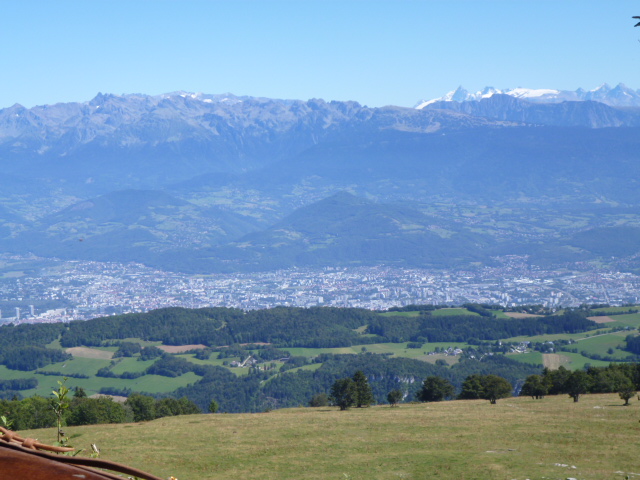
[{"x1": 2, "y1": 255, "x2": 640, "y2": 325}]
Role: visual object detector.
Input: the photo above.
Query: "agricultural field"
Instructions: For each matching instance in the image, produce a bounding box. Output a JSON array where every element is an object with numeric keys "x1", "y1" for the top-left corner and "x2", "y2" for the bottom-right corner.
[
  {"x1": 19, "y1": 393, "x2": 640, "y2": 480},
  {"x1": 285, "y1": 341, "x2": 471, "y2": 359},
  {"x1": 574, "y1": 331, "x2": 629, "y2": 358},
  {"x1": 548, "y1": 352, "x2": 611, "y2": 370},
  {"x1": 20, "y1": 372, "x2": 202, "y2": 398},
  {"x1": 431, "y1": 307, "x2": 480, "y2": 317},
  {"x1": 2, "y1": 304, "x2": 639, "y2": 409}
]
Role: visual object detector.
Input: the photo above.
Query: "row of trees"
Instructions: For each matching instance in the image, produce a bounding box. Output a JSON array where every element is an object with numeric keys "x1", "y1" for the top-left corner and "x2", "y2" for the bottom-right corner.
[
  {"x1": 414, "y1": 374, "x2": 512, "y2": 404},
  {"x1": 0, "y1": 386, "x2": 203, "y2": 431},
  {"x1": 326, "y1": 372, "x2": 514, "y2": 410},
  {"x1": 0, "y1": 345, "x2": 71, "y2": 371},
  {"x1": 367, "y1": 310, "x2": 598, "y2": 344},
  {"x1": 398, "y1": 364, "x2": 640, "y2": 408},
  {"x1": 520, "y1": 364, "x2": 639, "y2": 404},
  {"x1": 327, "y1": 364, "x2": 638, "y2": 410},
  {"x1": 329, "y1": 371, "x2": 376, "y2": 410}
]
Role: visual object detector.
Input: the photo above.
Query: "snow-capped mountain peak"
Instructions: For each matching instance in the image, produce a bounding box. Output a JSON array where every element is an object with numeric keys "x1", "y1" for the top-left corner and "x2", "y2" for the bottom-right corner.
[
  {"x1": 416, "y1": 84, "x2": 640, "y2": 108},
  {"x1": 506, "y1": 88, "x2": 561, "y2": 99}
]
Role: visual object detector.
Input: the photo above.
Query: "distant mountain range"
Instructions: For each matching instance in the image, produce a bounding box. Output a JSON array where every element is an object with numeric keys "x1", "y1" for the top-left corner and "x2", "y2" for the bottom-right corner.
[
  {"x1": 1, "y1": 89, "x2": 640, "y2": 273},
  {"x1": 416, "y1": 83, "x2": 640, "y2": 108}
]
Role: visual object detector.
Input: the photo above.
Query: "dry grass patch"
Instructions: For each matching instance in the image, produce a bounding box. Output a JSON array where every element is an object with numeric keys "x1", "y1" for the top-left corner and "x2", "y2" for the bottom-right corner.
[
  {"x1": 542, "y1": 353, "x2": 571, "y2": 369},
  {"x1": 88, "y1": 394, "x2": 127, "y2": 403},
  {"x1": 157, "y1": 344, "x2": 207, "y2": 353},
  {"x1": 587, "y1": 315, "x2": 617, "y2": 324},
  {"x1": 65, "y1": 347, "x2": 114, "y2": 360},
  {"x1": 504, "y1": 312, "x2": 543, "y2": 319},
  {"x1": 19, "y1": 394, "x2": 640, "y2": 480}
]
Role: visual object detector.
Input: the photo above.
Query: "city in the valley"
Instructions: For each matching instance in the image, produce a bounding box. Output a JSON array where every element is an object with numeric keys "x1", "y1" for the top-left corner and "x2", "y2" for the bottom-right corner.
[{"x1": 2, "y1": 253, "x2": 639, "y2": 324}]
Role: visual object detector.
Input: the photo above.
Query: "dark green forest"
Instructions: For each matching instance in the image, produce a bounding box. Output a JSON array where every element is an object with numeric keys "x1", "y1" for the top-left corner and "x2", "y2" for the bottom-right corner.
[
  {"x1": 366, "y1": 310, "x2": 596, "y2": 343},
  {"x1": 58, "y1": 306, "x2": 380, "y2": 348}
]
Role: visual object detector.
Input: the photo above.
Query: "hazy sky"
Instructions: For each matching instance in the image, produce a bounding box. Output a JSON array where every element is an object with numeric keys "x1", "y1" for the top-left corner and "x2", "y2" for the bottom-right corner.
[{"x1": 2, "y1": 0, "x2": 638, "y2": 108}]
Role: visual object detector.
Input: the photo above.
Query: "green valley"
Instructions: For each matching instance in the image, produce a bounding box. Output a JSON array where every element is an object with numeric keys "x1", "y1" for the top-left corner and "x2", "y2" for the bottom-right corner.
[{"x1": 1, "y1": 304, "x2": 639, "y2": 413}]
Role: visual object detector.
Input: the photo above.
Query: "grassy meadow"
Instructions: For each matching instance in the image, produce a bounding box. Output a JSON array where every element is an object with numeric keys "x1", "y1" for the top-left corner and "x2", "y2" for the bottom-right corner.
[{"x1": 19, "y1": 393, "x2": 639, "y2": 480}]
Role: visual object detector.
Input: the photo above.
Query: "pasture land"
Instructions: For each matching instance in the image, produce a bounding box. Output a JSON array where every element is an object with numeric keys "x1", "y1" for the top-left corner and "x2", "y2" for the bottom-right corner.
[
  {"x1": 502, "y1": 328, "x2": 613, "y2": 344},
  {"x1": 36, "y1": 356, "x2": 111, "y2": 376},
  {"x1": 574, "y1": 331, "x2": 630, "y2": 359},
  {"x1": 605, "y1": 312, "x2": 640, "y2": 328},
  {"x1": 431, "y1": 307, "x2": 480, "y2": 317},
  {"x1": 20, "y1": 393, "x2": 640, "y2": 480},
  {"x1": 506, "y1": 351, "x2": 543, "y2": 366},
  {"x1": 285, "y1": 342, "x2": 471, "y2": 359},
  {"x1": 587, "y1": 315, "x2": 616, "y2": 324},
  {"x1": 379, "y1": 307, "x2": 484, "y2": 318},
  {"x1": 503, "y1": 312, "x2": 543, "y2": 319},
  {"x1": 378, "y1": 311, "x2": 420, "y2": 317},
  {"x1": 552, "y1": 352, "x2": 611, "y2": 370},
  {"x1": 19, "y1": 370, "x2": 202, "y2": 398},
  {"x1": 110, "y1": 357, "x2": 156, "y2": 374},
  {"x1": 590, "y1": 306, "x2": 640, "y2": 314},
  {"x1": 542, "y1": 353, "x2": 570, "y2": 370},
  {"x1": 158, "y1": 344, "x2": 207, "y2": 353},
  {"x1": 66, "y1": 346, "x2": 114, "y2": 360}
]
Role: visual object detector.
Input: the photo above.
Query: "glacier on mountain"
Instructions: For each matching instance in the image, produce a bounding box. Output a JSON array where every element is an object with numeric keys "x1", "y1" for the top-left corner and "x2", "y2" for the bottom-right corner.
[{"x1": 416, "y1": 84, "x2": 640, "y2": 108}]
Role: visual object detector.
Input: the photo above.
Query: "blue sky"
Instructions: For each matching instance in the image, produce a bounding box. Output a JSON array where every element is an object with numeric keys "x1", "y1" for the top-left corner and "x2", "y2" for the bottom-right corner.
[{"x1": 1, "y1": 0, "x2": 638, "y2": 108}]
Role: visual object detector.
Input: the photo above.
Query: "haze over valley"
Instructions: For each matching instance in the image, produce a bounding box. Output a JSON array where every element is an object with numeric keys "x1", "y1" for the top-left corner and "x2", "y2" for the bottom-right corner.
[
  {"x1": 0, "y1": 85, "x2": 639, "y2": 319},
  {"x1": 2, "y1": 88, "x2": 640, "y2": 272}
]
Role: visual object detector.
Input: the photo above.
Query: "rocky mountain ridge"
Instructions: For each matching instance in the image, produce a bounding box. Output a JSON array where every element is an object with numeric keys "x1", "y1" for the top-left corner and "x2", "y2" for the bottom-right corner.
[{"x1": 2, "y1": 90, "x2": 640, "y2": 273}]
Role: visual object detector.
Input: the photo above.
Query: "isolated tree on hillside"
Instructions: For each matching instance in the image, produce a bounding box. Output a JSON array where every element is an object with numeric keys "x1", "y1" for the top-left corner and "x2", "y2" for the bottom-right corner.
[
  {"x1": 459, "y1": 374, "x2": 512, "y2": 404},
  {"x1": 481, "y1": 375, "x2": 513, "y2": 404},
  {"x1": 352, "y1": 370, "x2": 374, "y2": 407},
  {"x1": 617, "y1": 378, "x2": 636, "y2": 406},
  {"x1": 309, "y1": 393, "x2": 329, "y2": 407},
  {"x1": 458, "y1": 374, "x2": 485, "y2": 400},
  {"x1": 330, "y1": 378, "x2": 357, "y2": 410},
  {"x1": 564, "y1": 370, "x2": 592, "y2": 403},
  {"x1": 208, "y1": 399, "x2": 219, "y2": 413},
  {"x1": 520, "y1": 374, "x2": 548, "y2": 399},
  {"x1": 387, "y1": 389, "x2": 403, "y2": 407},
  {"x1": 417, "y1": 376, "x2": 455, "y2": 402}
]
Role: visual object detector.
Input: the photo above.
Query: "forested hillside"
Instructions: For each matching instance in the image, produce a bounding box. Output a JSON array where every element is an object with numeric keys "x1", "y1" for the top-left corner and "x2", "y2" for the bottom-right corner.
[{"x1": 1, "y1": 304, "x2": 639, "y2": 413}]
